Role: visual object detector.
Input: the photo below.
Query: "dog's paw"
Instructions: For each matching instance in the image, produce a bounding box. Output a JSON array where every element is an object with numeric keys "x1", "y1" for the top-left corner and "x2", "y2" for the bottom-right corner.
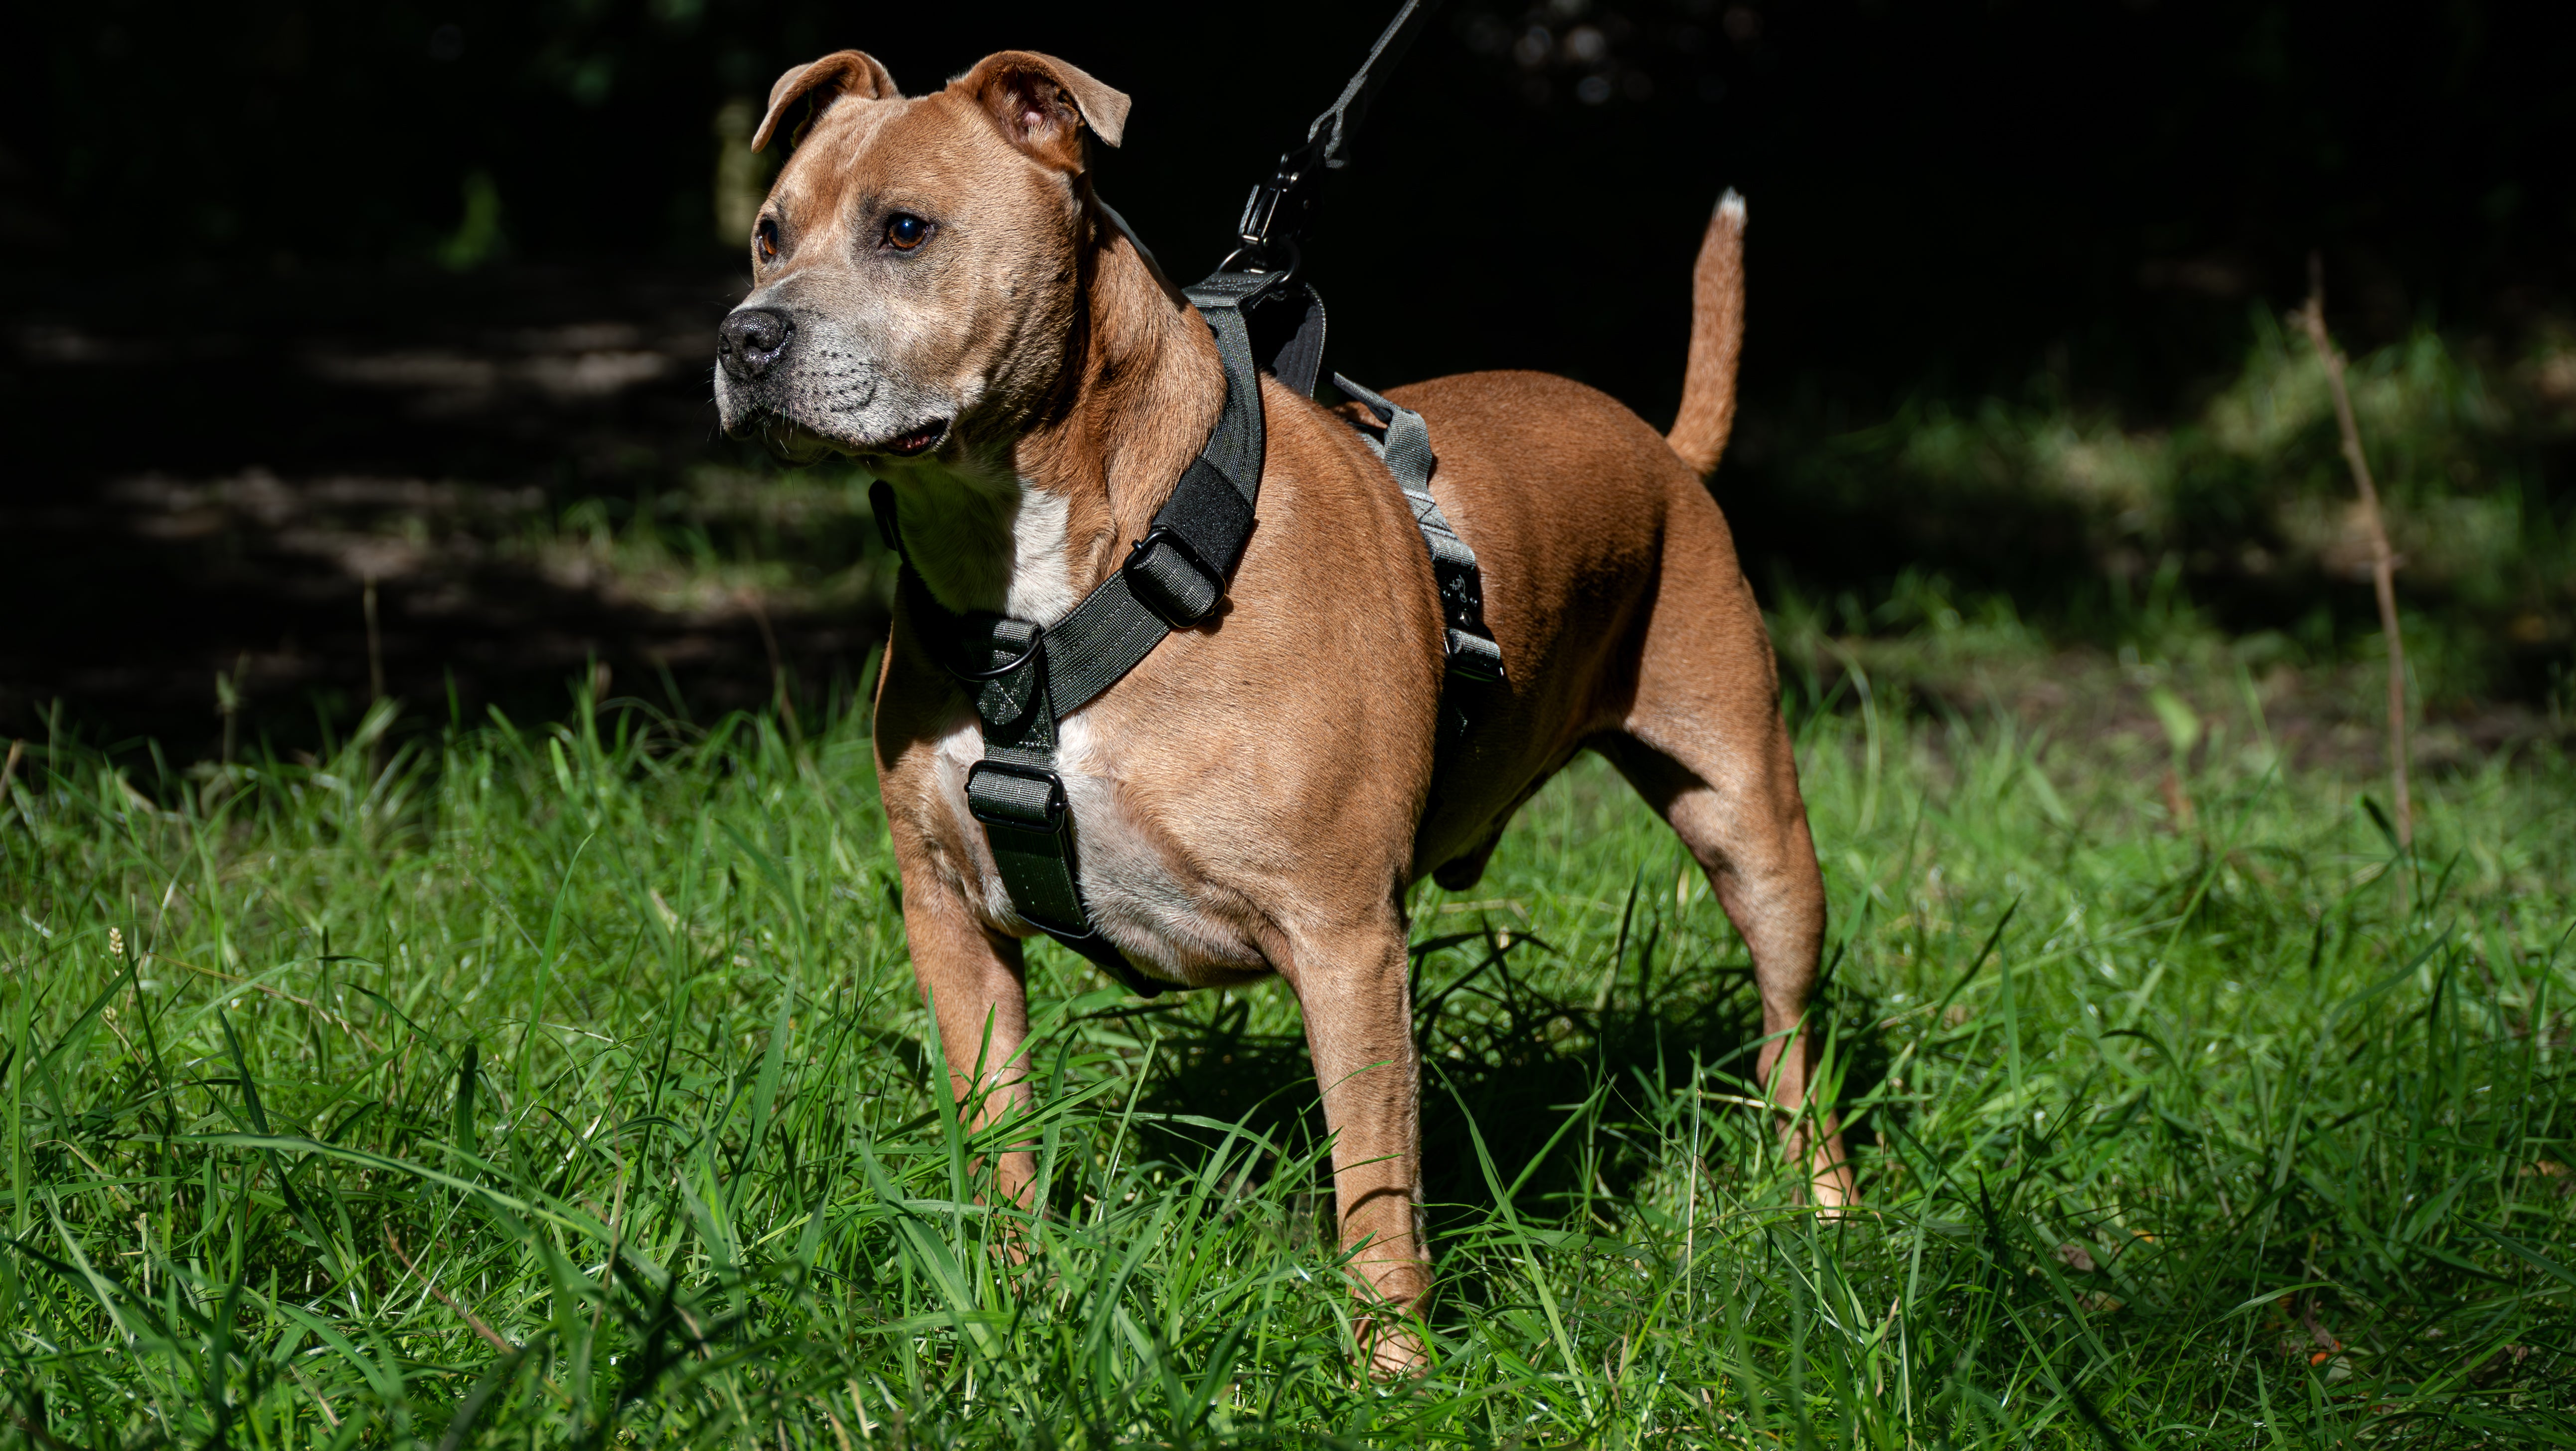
[
  {"x1": 1354, "y1": 1315, "x2": 1429, "y2": 1381},
  {"x1": 1804, "y1": 1158, "x2": 1861, "y2": 1221}
]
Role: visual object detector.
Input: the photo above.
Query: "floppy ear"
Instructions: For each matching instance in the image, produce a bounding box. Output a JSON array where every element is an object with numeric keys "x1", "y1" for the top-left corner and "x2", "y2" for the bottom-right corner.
[
  {"x1": 751, "y1": 50, "x2": 901, "y2": 152},
  {"x1": 958, "y1": 50, "x2": 1129, "y2": 171}
]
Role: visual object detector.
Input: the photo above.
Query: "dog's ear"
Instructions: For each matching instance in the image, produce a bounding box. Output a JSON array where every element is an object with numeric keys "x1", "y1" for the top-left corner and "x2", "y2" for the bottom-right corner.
[
  {"x1": 752, "y1": 51, "x2": 901, "y2": 152},
  {"x1": 958, "y1": 51, "x2": 1128, "y2": 171}
]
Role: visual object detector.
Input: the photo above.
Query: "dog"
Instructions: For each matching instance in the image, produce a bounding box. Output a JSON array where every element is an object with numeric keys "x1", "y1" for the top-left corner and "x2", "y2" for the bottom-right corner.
[{"x1": 713, "y1": 48, "x2": 1853, "y2": 1374}]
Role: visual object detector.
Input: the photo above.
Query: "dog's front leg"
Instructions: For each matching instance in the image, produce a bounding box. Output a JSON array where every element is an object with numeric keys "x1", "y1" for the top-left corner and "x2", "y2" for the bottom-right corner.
[
  {"x1": 1283, "y1": 915, "x2": 1429, "y2": 1375},
  {"x1": 898, "y1": 857, "x2": 1039, "y2": 1208}
]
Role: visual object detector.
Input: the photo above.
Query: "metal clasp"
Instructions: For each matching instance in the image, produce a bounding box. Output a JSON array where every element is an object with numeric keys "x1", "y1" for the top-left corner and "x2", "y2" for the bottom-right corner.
[{"x1": 1225, "y1": 142, "x2": 1321, "y2": 277}]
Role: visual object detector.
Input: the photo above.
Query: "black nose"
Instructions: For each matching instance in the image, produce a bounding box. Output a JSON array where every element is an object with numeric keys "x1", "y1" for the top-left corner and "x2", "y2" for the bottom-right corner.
[{"x1": 719, "y1": 307, "x2": 793, "y2": 380}]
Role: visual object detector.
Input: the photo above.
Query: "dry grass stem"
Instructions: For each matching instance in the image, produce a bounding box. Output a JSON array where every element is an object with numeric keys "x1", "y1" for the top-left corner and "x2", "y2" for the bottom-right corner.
[
  {"x1": 2296, "y1": 257, "x2": 2412, "y2": 848},
  {"x1": 384, "y1": 1228, "x2": 515, "y2": 1354},
  {"x1": 362, "y1": 577, "x2": 386, "y2": 709}
]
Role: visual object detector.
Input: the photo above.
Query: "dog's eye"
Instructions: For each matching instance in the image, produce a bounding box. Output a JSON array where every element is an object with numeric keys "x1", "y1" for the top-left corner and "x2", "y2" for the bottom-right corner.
[
  {"x1": 885, "y1": 214, "x2": 930, "y2": 251},
  {"x1": 755, "y1": 217, "x2": 781, "y2": 263}
]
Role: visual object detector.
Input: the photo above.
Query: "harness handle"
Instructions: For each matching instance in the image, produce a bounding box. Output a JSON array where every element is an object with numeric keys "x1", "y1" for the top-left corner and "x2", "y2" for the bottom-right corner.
[{"x1": 1227, "y1": 0, "x2": 1445, "y2": 277}]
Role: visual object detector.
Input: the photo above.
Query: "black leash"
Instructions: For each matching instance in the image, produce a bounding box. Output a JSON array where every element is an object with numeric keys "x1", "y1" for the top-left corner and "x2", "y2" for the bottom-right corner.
[
  {"x1": 877, "y1": 0, "x2": 1493, "y2": 997},
  {"x1": 1219, "y1": 0, "x2": 1447, "y2": 401},
  {"x1": 1229, "y1": 0, "x2": 1447, "y2": 280}
]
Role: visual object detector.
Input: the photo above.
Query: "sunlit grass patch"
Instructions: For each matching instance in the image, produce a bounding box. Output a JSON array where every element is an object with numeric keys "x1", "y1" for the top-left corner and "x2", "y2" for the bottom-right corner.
[
  {"x1": 2, "y1": 669, "x2": 2570, "y2": 1446},
  {"x1": 515, "y1": 462, "x2": 893, "y2": 619}
]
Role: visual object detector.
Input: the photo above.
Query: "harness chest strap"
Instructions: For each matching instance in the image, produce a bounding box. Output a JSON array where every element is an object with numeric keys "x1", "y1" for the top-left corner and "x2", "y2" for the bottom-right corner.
[{"x1": 879, "y1": 269, "x2": 1284, "y2": 997}]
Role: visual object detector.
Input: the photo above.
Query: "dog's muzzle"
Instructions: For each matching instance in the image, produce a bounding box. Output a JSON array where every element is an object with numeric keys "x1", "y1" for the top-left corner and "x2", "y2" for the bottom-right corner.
[{"x1": 713, "y1": 304, "x2": 947, "y2": 461}]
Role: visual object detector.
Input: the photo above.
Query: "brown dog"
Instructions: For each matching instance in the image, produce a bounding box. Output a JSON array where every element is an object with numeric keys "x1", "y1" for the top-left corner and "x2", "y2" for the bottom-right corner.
[{"x1": 713, "y1": 48, "x2": 1853, "y2": 1372}]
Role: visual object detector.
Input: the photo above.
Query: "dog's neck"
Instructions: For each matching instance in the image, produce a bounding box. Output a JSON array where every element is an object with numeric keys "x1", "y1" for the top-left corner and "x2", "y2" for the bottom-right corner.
[{"x1": 878, "y1": 211, "x2": 1222, "y2": 625}]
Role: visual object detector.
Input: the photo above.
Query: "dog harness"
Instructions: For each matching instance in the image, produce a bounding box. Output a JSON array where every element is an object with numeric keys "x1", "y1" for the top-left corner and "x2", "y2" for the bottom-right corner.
[{"x1": 873, "y1": 0, "x2": 1491, "y2": 997}]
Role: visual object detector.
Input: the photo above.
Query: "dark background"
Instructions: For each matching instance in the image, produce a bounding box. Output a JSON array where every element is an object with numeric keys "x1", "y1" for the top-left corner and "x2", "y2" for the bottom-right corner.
[{"x1": 5, "y1": 0, "x2": 2573, "y2": 755}]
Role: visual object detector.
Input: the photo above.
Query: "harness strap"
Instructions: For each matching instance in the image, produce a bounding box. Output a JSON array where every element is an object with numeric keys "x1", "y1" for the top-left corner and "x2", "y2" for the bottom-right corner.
[
  {"x1": 1333, "y1": 373, "x2": 1507, "y2": 693},
  {"x1": 1333, "y1": 373, "x2": 1505, "y2": 804},
  {"x1": 878, "y1": 269, "x2": 1288, "y2": 997}
]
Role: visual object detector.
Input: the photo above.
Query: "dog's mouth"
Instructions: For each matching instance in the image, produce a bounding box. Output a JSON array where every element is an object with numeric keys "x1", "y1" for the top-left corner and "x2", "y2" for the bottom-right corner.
[
  {"x1": 735, "y1": 413, "x2": 950, "y2": 463},
  {"x1": 869, "y1": 420, "x2": 950, "y2": 459}
]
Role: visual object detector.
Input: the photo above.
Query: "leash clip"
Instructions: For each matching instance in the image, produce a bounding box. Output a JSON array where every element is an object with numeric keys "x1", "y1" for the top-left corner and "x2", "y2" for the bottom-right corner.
[
  {"x1": 1222, "y1": 0, "x2": 1442, "y2": 276},
  {"x1": 1229, "y1": 145, "x2": 1319, "y2": 278}
]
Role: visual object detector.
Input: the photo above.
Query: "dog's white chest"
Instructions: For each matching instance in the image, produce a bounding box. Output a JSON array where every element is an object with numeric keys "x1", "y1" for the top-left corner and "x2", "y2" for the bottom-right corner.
[
  {"x1": 927, "y1": 710, "x2": 1243, "y2": 985},
  {"x1": 880, "y1": 465, "x2": 1078, "y2": 623}
]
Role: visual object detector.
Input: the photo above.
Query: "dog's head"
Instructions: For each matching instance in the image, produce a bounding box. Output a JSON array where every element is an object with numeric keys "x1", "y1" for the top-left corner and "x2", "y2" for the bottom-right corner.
[{"x1": 712, "y1": 50, "x2": 1130, "y2": 465}]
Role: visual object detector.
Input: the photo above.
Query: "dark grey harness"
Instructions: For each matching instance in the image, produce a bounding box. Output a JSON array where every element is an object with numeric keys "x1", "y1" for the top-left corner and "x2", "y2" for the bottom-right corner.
[{"x1": 873, "y1": 0, "x2": 1495, "y2": 996}]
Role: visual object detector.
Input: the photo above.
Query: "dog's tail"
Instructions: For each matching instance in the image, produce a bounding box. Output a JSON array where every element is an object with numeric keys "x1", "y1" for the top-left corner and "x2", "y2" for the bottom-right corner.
[{"x1": 1665, "y1": 189, "x2": 1747, "y2": 480}]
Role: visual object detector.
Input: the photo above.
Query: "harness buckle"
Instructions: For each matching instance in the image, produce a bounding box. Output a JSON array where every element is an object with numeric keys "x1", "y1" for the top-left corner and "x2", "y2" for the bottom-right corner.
[
  {"x1": 965, "y1": 759, "x2": 1068, "y2": 834},
  {"x1": 1446, "y1": 627, "x2": 1508, "y2": 684},
  {"x1": 1123, "y1": 526, "x2": 1225, "y2": 627}
]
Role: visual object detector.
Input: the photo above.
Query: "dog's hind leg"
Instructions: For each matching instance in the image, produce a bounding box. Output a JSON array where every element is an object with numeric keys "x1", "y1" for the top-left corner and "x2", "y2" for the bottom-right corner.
[{"x1": 1597, "y1": 502, "x2": 1856, "y2": 1209}]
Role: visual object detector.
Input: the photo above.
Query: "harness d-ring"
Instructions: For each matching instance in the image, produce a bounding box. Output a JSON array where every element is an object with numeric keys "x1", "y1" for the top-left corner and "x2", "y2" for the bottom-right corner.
[{"x1": 948, "y1": 626, "x2": 1043, "y2": 681}]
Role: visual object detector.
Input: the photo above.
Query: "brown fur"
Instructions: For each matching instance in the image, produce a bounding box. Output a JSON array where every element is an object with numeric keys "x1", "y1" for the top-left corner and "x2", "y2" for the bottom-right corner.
[{"x1": 713, "y1": 50, "x2": 1851, "y2": 1377}]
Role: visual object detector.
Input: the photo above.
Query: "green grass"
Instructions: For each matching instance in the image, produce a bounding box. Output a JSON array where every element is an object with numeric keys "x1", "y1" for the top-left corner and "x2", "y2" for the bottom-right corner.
[{"x1": 3, "y1": 660, "x2": 2572, "y2": 1448}]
